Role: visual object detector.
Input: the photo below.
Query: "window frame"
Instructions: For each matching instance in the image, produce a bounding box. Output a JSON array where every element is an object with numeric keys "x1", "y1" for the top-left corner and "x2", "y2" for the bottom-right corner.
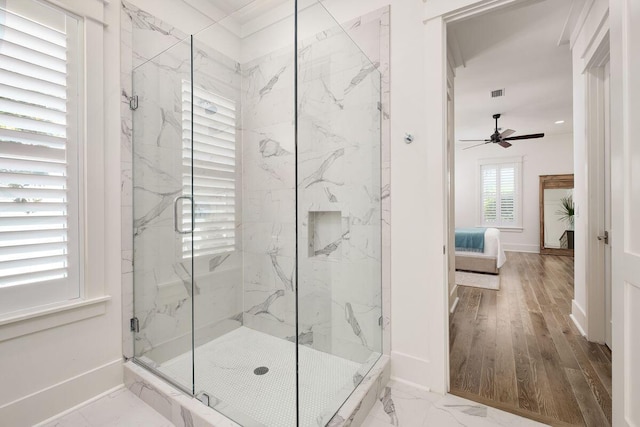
[
  {"x1": 477, "y1": 156, "x2": 523, "y2": 230},
  {"x1": 0, "y1": 0, "x2": 110, "y2": 329},
  {"x1": 180, "y1": 80, "x2": 238, "y2": 261},
  {"x1": 0, "y1": 0, "x2": 85, "y2": 315}
]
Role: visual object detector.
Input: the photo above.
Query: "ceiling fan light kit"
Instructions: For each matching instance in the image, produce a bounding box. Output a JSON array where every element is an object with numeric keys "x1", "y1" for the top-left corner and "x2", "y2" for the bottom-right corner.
[{"x1": 461, "y1": 113, "x2": 545, "y2": 150}]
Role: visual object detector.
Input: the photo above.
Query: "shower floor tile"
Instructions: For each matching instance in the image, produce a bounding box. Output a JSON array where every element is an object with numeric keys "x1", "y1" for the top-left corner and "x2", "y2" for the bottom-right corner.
[{"x1": 158, "y1": 326, "x2": 369, "y2": 427}]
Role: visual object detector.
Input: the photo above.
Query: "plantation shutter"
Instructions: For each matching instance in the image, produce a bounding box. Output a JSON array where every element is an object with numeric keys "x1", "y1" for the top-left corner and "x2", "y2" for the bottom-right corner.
[
  {"x1": 480, "y1": 162, "x2": 520, "y2": 227},
  {"x1": 481, "y1": 166, "x2": 498, "y2": 224},
  {"x1": 182, "y1": 82, "x2": 236, "y2": 258},
  {"x1": 499, "y1": 165, "x2": 517, "y2": 225},
  {"x1": 0, "y1": 4, "x2": 79, "y2": 291}
]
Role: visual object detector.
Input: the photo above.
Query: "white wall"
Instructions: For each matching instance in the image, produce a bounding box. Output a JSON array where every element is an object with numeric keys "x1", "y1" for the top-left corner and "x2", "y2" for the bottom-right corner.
[
  {"x1": 0, "y1": 1, "x2": 124, "y2": 425},
  {"x1": 322, "y1": 0, "x2": 439, "y2": 390},
  {"x1": 455, "y1": 133, "x2": 574, "y2": 253}
]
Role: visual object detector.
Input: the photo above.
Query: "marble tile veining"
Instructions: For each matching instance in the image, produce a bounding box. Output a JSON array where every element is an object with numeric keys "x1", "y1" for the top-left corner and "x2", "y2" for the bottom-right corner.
[
  {"x1": 38, "y1": 387, "x2": 174, "y2": 427},
  {"x1": 362, "y1": 381, "x2": 549, "y2": 427}
]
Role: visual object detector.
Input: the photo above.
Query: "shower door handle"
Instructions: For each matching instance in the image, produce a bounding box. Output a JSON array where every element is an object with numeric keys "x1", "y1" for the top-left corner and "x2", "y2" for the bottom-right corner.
[{"x1": 174, "y1": 195, "x2": 194, "y2": 234}]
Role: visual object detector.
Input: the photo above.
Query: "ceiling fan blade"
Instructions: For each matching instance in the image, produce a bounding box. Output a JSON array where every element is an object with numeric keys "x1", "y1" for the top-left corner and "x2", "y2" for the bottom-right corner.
[
  {"x1": 500, "y1": 129, "x2": 515, "y2": 138},
  {"x1": 463, "y1": 141, "x2": 491, "y2": 150},
  {"x1": 503, "y1": 133, "x2": 545, "y2": 141},
  {"x1": 498, "y1": 141, "x2": 512, "y2": 148},
  {"x1": 459, "y1": 139, "x2": 491, "y2": 142}
]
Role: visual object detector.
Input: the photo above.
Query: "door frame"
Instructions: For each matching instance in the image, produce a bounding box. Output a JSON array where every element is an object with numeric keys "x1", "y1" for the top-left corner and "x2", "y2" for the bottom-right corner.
[
  {"x1": 430, "y1": 0, "x2": 609, "y2": 392},
  {"x1": 434, "y1": 0, "x2": 550, "y2": 393},
  {"x1": 584, "y1": 33, "x2": 611, "y2": 344}
]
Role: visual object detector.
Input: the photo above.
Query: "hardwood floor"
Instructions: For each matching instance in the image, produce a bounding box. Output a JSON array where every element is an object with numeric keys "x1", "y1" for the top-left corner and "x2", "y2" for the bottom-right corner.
[{"x1": 449, "y1": 252, "x2": 612, "y2": 427}]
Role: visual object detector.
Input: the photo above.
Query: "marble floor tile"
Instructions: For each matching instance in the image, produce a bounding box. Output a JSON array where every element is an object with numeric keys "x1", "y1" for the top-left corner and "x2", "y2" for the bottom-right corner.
[
  {"x1": 40, "y1": 379, "x2": 547, "y2": 427},
  {"x1": 361, "y1": 380, "x2": 549, "y2": 427},
  {"x1": 40, "y1": 387, "x2": 174, "y2": 427}
]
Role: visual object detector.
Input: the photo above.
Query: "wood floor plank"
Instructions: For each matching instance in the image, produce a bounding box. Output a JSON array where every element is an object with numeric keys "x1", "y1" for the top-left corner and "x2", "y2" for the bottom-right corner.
[
  {"x1": 592, "y1": 362, "x2": 612, "y2": 396},
  {"x1": 479, "y1": 290, "x2": 498, "y2": 400},
  {"x1": 565, "y1": 368, "x2": 610, "y2": 427},
  {"x1": 450, "y1": 252, "x2": 612, "y2": 426},
  {"x1": 507, "y1": 273, "x2": 540, "y2": 414},
  {"x1": 565, "y1": 333, "x2": 613, "y2": 424},
  {"x1": 450, "y1": 287, "x2": 482, "y2": 390},
  {"x1": 461, "y1": 289, "x2": 490, "y2": 394},
  {"x1": 494, "y1": 291, "x2": 518, "y2": 406},
  {"x1": 529, "y1": 311, "x2": 585, "y2": 425},
  {"x1": 542, "y1": 309, "x2": 580, "y2": 370},
  {"x1": 578, "y1": 339, "x2": 611, "y2": 365},
  {"x1": 524, "y1": 332, "x2": 559, "y2": 420}
]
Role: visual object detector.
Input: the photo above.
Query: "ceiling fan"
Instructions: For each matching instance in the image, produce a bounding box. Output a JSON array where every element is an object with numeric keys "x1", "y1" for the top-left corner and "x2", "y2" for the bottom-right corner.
[{"x1": 460, "y1": 114, "x2": 545, "y2": 150}]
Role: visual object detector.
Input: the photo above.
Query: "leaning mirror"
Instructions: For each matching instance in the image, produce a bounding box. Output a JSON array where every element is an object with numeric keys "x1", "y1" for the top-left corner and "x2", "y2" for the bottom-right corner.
[{"x1": 539, "y1": 174, "x2": 574, "y2": 256}]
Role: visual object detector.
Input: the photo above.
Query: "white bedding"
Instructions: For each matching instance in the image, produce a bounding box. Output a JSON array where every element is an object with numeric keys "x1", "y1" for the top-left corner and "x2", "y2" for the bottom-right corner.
[{"x1": 455, "y1": 228, "x2": 507, "y2": 268}]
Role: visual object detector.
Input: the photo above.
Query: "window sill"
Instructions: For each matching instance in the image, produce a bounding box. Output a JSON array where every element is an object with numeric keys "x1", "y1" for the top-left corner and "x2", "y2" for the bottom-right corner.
[
  {"x1": 478, "y1": 226, "x2": 524, "y2": 233},
  {"x1": 497, "y1": 227, "x2": 524, "y2": 233},
  {"x1": 0, "y1": 295, "x2": 111, "y2": 343}
]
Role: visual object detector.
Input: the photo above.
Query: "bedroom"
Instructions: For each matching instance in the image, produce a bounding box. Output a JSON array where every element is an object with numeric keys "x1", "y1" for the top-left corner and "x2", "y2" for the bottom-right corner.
[{"x1": 447, "y1": 1, "x2": 612, "y2": 426}]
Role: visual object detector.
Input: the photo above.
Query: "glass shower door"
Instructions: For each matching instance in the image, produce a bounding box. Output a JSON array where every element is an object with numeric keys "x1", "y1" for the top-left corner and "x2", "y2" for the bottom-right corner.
[
  {"x1": 296, "y1": 2, "x2": 383, "y2": 425},
  {"x1": 131, "y1": 37, "x2": 195, "y2": 394},
  {"x1": 189, "y1": 4, "x2": 298, "y2": 425}
]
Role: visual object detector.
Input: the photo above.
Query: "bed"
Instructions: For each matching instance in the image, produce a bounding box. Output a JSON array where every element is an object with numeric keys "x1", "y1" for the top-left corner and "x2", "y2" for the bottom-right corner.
[{"x1": 454, "y1": 227, "x2": 507, "y2": 274}]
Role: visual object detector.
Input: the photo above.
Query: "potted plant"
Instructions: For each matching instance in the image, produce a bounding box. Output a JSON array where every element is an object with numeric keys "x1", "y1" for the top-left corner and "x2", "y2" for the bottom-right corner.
[{"x1": 556, "y1": 194, "x2": 575, "y2": 230}]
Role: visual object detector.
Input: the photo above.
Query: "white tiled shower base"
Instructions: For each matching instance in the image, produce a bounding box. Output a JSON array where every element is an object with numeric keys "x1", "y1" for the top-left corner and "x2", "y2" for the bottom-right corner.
[{"x1": 127, "y1": 326, "x2": 389, "y2": 427}]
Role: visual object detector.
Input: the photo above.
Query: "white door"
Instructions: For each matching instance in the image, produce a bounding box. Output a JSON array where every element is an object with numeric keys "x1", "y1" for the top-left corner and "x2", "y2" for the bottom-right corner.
[
  {"x1": 603, "y1": 62, "x2": 612, "y2": 349},
  {"x1": 611, "y1": 0, "x2": 640, "y2": 425}
]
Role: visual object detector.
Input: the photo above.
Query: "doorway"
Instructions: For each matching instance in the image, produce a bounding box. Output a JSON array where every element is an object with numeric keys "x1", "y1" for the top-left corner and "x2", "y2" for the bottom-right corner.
[{"x1": 445, "y1": 1, "x2": 612, "y2": 425}]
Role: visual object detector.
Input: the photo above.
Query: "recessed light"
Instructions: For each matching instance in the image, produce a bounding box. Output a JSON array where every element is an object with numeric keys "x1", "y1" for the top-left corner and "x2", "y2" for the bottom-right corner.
[{"x1": 555, "y1": 120, "x2": 565, "y2": 124}]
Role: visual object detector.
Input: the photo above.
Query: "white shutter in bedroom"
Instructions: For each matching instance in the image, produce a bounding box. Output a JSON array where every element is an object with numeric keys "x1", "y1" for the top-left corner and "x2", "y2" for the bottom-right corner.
[
  {"x1": 481, "y1": 166, "x2": 498, "y2": 224},
  {"x1": 181, "y1": 82, "x2": 236, "y2": 258},
  {"x1": 479, "y1": 160, "x2": 521, "y2": 228},
  {"x1": 499, "y1": 165, "x2": 517, "y2": 225},
  {"x1": 0, "y1": 1, "x2": 82, "y2": 313}
]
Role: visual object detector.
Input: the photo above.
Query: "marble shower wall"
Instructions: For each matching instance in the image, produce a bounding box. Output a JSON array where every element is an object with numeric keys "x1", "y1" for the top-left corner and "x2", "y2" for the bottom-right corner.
[
  {"x1": 121, "y1": 1, "x2": 391, "y2": 363},
  {"x1": 297, "y1": 8, "x2": 384, "y2": 363},
  {"x1": 240, "y1": 6, "x2": 391, "y2": 364},
  {"x1": 121, "y1": 1, "x2": 244, "y2": 363},
  {"x1": 240, "y1": 45, "x2": 297, "y2": 341}
]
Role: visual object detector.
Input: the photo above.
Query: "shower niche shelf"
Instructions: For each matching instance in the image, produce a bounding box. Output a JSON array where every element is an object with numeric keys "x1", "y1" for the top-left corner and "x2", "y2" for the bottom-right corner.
[{"x1": 308, "y1": 211, "x2": 347, "y2": 259}]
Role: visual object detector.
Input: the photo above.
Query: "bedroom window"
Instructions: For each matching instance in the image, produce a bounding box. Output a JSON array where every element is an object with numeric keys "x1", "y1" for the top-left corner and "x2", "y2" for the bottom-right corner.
[
  {"x1": 479, "y1": 157, "x2": 522, "y2": 228},
  {"x1": 181, "y1": 82, "x2": 236, "y2": 258},
  {"x1": 0, "y1": 0, "x2": 83, "y2": 315}
]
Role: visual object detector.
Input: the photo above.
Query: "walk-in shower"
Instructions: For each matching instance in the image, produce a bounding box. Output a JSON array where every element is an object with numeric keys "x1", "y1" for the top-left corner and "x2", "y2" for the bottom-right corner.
[{"x1": 128, "y1": 1, "x2": 382, "y2": 425}]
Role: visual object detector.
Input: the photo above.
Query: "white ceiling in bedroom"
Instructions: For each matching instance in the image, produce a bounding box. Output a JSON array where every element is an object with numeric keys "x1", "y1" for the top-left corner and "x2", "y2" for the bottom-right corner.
[{"x1": 450, "y1": 0, "x2": 578, "y2": 144}]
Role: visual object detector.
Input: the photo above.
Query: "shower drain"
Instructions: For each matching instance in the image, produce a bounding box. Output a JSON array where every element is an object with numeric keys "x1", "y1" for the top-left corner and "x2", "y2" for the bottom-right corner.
[{"x1": 254, "y1": 366, "x2": 269, "y2": 375}]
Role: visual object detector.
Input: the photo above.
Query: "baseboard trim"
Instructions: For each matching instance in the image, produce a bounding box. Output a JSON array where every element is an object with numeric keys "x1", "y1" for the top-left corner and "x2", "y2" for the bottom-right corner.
[
  {"x1": 571, "y1": 300, "x2": 587, "y2": 336},
  {"x1": 390, "y1": 375, "x2": 432, "y2": 393},
  {"x1": 570, "y1": 314, "x2": 587, "y2": 337},
  {"x1": 34, "y1": 385, "x2": 124, "y2": 426},
  {"x1": 390, "y1": 350, "x2": 430, "y2": 390},
  {"x1": 450, "y1": 296, "x2": 460, "y2": 314},
  {"x1": 503, "y1": 245, "x2": 540, "y2": 253},
  {"x1": 0, "y1": 358, "x2": 122, "y2": 427}
]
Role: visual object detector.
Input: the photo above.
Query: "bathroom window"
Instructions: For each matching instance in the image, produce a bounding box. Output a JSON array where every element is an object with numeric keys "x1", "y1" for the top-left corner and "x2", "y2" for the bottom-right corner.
[
  {"x1": 181, "y1": 82, "x2": 236, "y2": 258},
  {"x1": 0, "y1": 0, "x2": 83, "y2": 314},
  {"x1": 479, "y1": 157, "x2": 522, "y2": 228}
]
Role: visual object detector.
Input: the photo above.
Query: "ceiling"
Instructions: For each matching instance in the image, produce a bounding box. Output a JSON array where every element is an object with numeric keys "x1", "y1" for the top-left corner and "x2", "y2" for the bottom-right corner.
[
  {"x1": 182, "y1": 0, "x2": 292, "y2": 27},
  {"x1": 450, "y1": 0, "x2": 575, "y2": 144}
]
